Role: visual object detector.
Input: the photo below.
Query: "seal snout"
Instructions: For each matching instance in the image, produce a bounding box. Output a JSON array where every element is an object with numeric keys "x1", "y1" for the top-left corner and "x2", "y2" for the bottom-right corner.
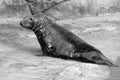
[{"x1": 20, "y1": 17, "x2": 35, "y2": 30}]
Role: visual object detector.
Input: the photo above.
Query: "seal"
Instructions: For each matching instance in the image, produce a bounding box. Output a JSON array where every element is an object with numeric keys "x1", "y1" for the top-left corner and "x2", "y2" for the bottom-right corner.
[{"x1": 20, "y1": 0, "x2": 118, "y2": 67}]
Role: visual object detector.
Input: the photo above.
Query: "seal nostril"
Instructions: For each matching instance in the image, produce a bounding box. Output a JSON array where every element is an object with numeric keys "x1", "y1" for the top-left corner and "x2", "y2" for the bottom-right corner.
[{"x1": 20, "y1": 21, "x2": 23, "y2": 27}]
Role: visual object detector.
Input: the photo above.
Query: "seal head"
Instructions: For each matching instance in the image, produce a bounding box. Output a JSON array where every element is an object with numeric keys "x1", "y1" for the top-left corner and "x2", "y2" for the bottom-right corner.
[{"x1": 20, "y1": 16, "x2": 35, "y2": 30}]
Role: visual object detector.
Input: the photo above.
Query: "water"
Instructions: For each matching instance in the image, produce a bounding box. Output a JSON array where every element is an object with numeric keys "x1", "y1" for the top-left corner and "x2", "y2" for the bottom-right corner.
[{"x1": 0, "y1": 17, "x2": 120, "y2": 80}]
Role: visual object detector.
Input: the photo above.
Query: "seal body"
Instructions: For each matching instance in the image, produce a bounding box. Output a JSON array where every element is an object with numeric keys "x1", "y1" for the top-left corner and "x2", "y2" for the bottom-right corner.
[
  {"x1": 20, "y1": 16, "x2": 118, "y2": 66},
  {"x1": 20, "y1": 0, "x2": 118, "y2": 66}
]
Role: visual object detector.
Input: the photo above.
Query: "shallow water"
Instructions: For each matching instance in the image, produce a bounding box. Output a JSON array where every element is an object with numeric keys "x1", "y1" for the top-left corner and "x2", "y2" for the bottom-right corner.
[{"x1": 0, "y1": 18, "x2": 120, "y2": 80}]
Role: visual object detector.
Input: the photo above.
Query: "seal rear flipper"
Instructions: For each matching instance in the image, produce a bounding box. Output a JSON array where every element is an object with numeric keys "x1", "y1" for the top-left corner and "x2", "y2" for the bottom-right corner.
[{"x1": 104, "y1": 60, "x2": 120, "y2": 67}]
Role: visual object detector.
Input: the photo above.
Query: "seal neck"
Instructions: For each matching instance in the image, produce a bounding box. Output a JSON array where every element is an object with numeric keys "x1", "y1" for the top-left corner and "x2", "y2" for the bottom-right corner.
[{"x1": 31, "y1": 16, "x2": 52, "y2": 34}]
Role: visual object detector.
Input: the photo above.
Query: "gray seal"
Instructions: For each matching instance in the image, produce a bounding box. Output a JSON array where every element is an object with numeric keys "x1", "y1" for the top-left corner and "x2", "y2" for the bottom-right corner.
[
  {"x1": 20, "y1": 0, "x2": 118, "y2": 67},
  {"x1": 20, "y1": 15, "x2": 119, "y2": 67}
]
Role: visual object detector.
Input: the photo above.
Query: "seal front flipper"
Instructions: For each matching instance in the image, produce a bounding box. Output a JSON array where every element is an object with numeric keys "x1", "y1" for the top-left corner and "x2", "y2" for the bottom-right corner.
[{"x1": 35, "y1": 32, "x2": 56, "y2": 56}]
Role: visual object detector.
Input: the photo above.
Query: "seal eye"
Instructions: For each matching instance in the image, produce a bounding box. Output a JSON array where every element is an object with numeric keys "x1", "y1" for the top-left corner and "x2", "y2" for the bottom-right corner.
[{"x1": 29, "y1": 18, "x2": 33, "y2": 21}]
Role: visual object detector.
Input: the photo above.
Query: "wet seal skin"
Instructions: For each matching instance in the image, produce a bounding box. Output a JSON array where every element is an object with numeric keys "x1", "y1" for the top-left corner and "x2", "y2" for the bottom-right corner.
[{"x1": 20, "y1": 0, "x2": 119, "y2": 67}]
